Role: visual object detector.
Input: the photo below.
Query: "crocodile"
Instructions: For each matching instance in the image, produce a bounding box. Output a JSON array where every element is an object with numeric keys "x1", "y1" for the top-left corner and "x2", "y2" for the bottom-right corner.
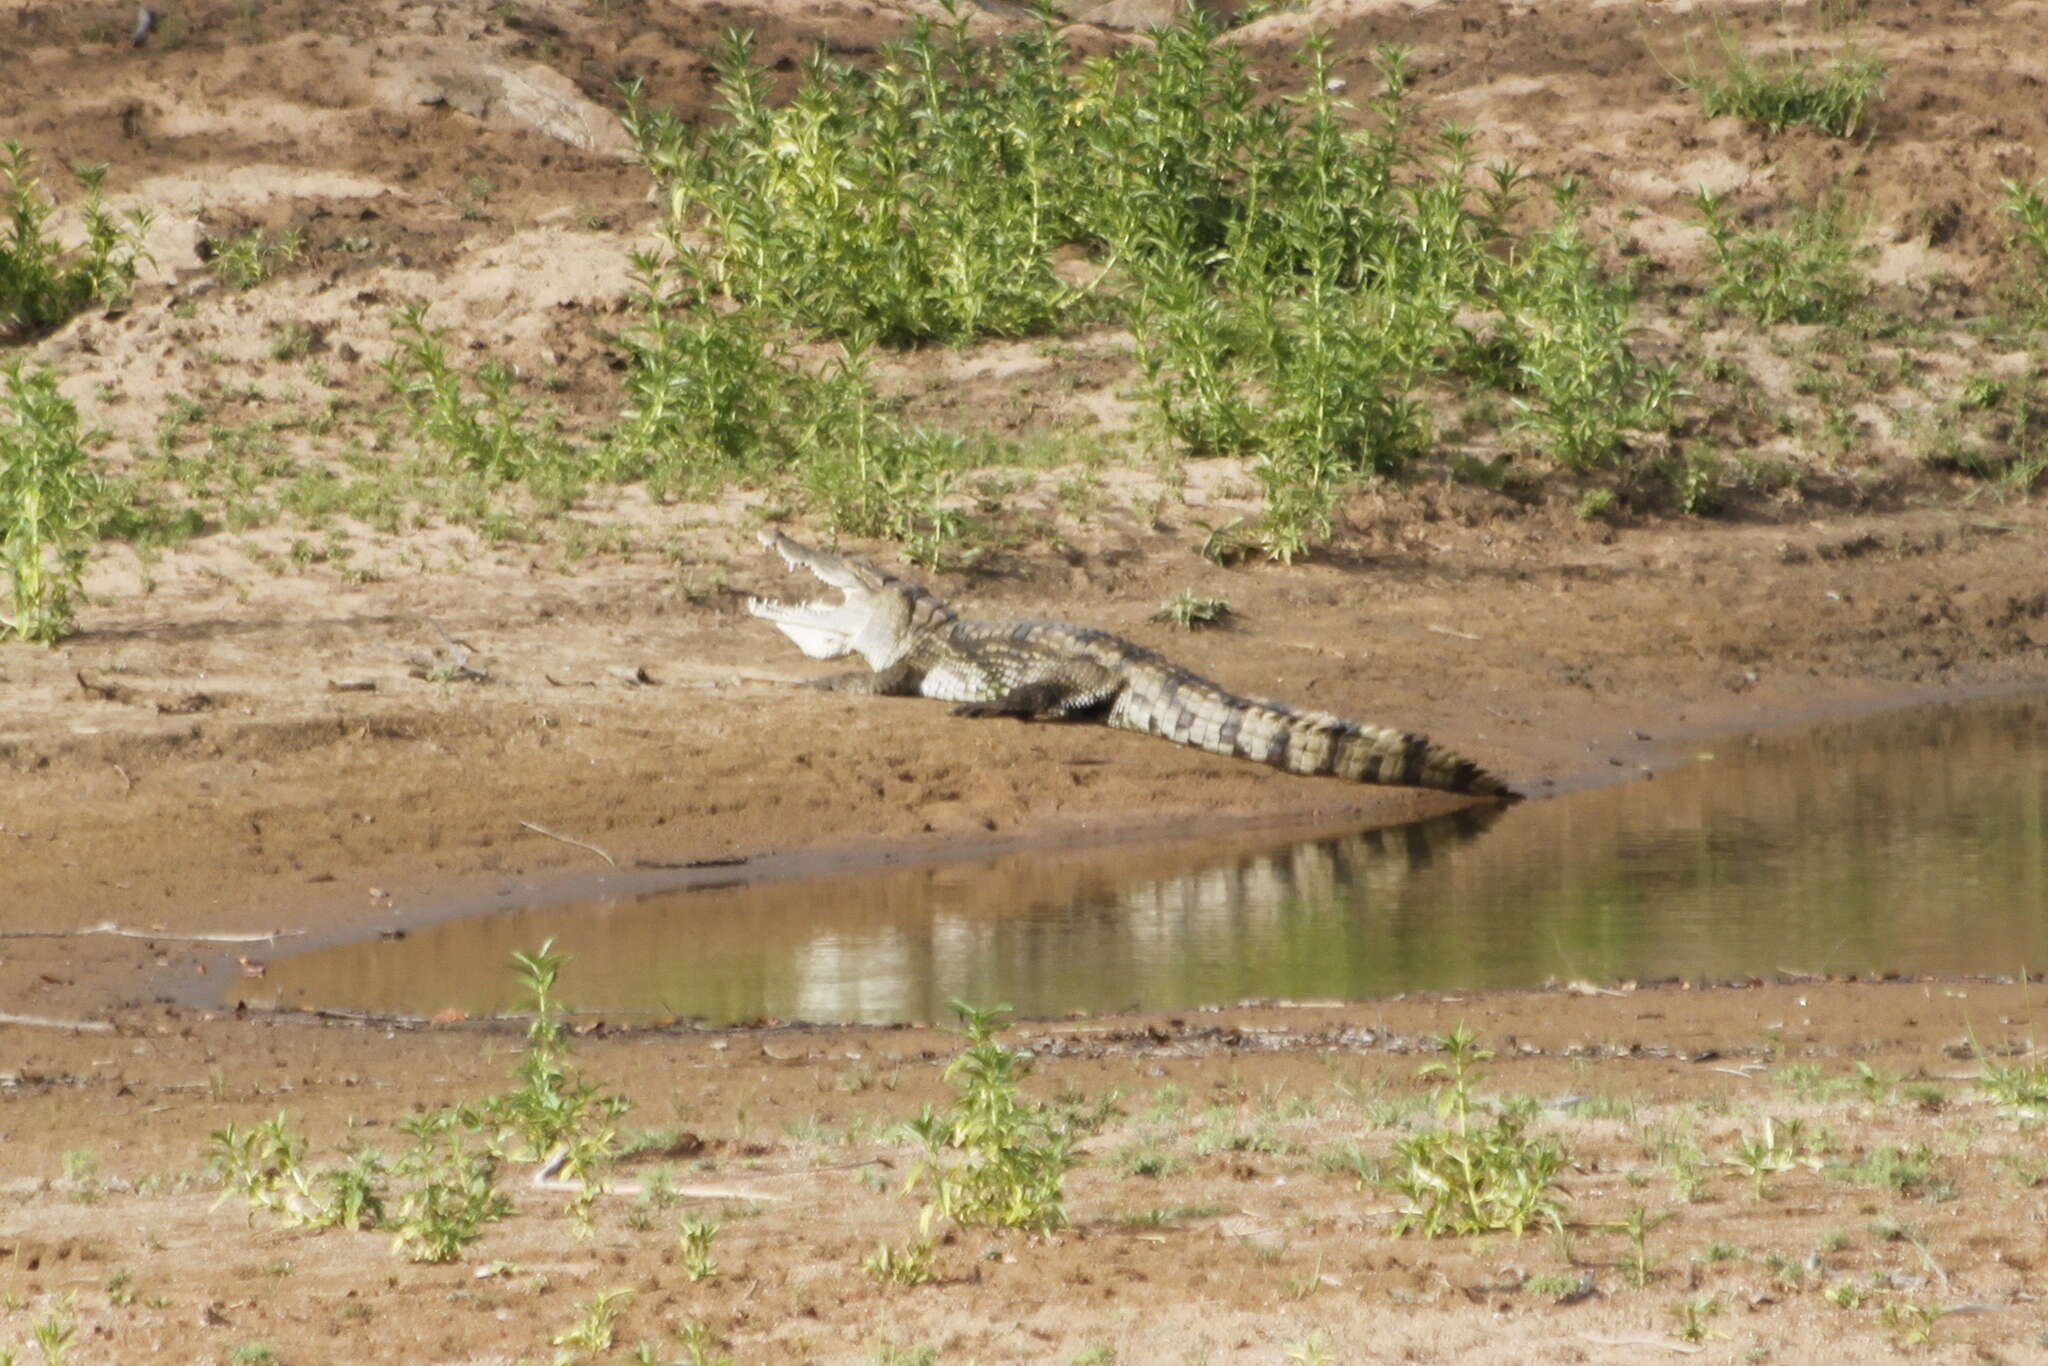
[{"x1": 746, "y1": 529, "x2": 1521, "y2": 801}]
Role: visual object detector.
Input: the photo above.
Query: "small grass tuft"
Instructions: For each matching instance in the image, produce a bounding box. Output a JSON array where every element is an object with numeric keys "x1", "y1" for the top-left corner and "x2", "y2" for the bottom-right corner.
[
  {"x1": 1695, "y1": 189, "x2": 1865, "y2": 325},
  {"x1": 1152, "y1": 590, "x2": 1232, "y2": 630},
  {"x1": 209, "y1": 226, "x2": 301, "y2": 290},
  {"x1": 1679, "y1": 37, "x2": 1885, "y2": 137}
]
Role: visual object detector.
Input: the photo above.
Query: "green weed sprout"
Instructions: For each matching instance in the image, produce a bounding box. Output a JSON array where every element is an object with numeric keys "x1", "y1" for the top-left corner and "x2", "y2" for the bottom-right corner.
[
  {"x1": 2, "y1": 362, "x2": 102, "y2": 643},
  {"x1": 1381, "y1": 1023, "x2": 1569, "y2": 1237},
  {"x1": 905, "y1": 1000, "x2": 1076, "y2": 1235},
  {"x1": 464, "y1": 939, "x2": 630, "y2": 1235},
  {"x1": 2003, "y1": 178, "x2": 2048, "y2": 323}
]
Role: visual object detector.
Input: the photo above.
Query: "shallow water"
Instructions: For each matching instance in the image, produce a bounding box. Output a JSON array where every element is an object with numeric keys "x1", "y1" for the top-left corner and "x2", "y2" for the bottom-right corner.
[{"x1": 255, "y1": 696, "x2": 2048, "y2": 1023}]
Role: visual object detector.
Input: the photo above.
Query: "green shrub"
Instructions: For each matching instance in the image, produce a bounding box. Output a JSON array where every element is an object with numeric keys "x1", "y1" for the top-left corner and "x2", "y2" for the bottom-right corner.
[
  {"x1": 209, "y1": 226, "x2": 300, "y2": 290},
  {"x1": 1695, "y1": 189, "x2": 1865, "y2": 325},
  {"x1": 2003, "y1": 177, "x2": 2048, "y2": 323},
  {"x1": 617, "y1": 12, "x2": 1673, "y2": 553},
  {"x1": 1, "y1": 362, "x2": 102, "y2": 643},
  {"x1": 380, "y1": 301, "x2": 573, "y2": 490},
  {"x1": 622, "y1": 16, "x2": 1084, "y2": 345},
  {"x1": 1379, "y1": 1024, "x2": 1568, "y2": 1237},
  {"x1": 905, "y1": 1001, "x2": 1076, "y2": 1234},
  {"x1": 1, "y1": 141, "x2": 152, "y2": 336},
  {"x1": 1501, "y1": 181, "x2": 1676, "y2": 468}
]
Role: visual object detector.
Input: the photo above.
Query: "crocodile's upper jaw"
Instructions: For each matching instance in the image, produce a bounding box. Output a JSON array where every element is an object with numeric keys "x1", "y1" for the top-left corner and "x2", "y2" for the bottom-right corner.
[{"x1": 747, "y1": 529, "x2": 923, "y2": 668}]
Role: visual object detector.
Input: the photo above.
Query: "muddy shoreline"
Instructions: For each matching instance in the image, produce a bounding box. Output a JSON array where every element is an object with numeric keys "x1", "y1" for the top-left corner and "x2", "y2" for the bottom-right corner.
[{"x1": 5, "y1": 501, "x2": 2048, "y2": 1025}]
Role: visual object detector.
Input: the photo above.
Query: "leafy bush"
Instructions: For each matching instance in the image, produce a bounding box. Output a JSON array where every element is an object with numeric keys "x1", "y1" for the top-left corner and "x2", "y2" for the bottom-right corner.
[
  {"x1": 1, "y1": 361, "x2": 102, "y2": 643},
  {"x1": 208, "y1": 226, "x2": 301, "y2": 290},
  {"x1": 380, "y1": 301, "x2": 576, "y2": 495},
  {"x1": 604, "y1": 250, "x2": 982, "y2": 566},
  {"x1": 2003, "y1": 177, "x2": 2048, "y2": 323},
  {"x1": 1695, "y1": 189, "x2": 1865, "y2": 325},
  {"x1": 1380, "y1": 1024, "x2": 1568, "y2": 1237},
  {"x1": 905, "y1": 1001, "x2": 1076, "y2": 1234},
  {"x1": 202, "y1": 942, "x2": 629, "y2": 1259},
  {"x1": 621, "y1": 17, "x2": 1084, "y2": 345},
  {"x1": 1501, "y1": 181, "x2": 1677, "y2": 468},
  {"x1": 1, "y1": 141, "x2": 152, "y2": 337}
]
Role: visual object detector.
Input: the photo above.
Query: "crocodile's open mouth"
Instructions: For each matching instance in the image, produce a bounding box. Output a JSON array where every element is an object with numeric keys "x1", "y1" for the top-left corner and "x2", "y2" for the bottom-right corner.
[
  {"x1": 745, "y1": 590, "x2": 869, "y2": 660},
  {"x1": 746, "y1": 529, "x2": 883, "y2": 660}
]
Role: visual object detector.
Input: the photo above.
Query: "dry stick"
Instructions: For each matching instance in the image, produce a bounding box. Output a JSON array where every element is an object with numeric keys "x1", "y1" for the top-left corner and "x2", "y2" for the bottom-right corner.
[
  {"x1": 1578, "y1": 1336, "x2": 1702, "y2": 1356},
  {"x1": 1427, "y1": 624, "x2": 1482, "y2": 641},
  {"x1": 0, "y1": 921, "x2": 300, "y2": 943},
  {"x1": 0, "y1": 1012, "x2": 116, "y2": 1033},
  {"x1": 1898, "y1": 1223, "x2": 1952, "y2": 1296},
  {"x1": 518, "y1": 820, "x2": 617, "y2": 868}
]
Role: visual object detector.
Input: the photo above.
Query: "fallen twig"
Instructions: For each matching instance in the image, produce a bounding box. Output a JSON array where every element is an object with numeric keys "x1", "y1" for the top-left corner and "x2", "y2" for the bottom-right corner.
[
  {"x1": 518, "y1": 820, "x2": 617, "y2": 867},
  {"x1": 0, "y1": 1011, "x2": 116, "y2": 1033},
  {"x1": 1426, "y1": 624, "x2": 1482, "y2": 642},
  {"x1": 1578, "y1": 1335, "x2": 1701, "y2": 1355},
  {"x1": 0, "y1": 921, "x2": 301, "y2": 943}
]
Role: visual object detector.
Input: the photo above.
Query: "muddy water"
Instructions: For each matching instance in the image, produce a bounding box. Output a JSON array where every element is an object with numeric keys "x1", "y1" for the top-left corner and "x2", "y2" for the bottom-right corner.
[{"x1": 256, "y1": 697, "x2": 2047, "y2": 1023}]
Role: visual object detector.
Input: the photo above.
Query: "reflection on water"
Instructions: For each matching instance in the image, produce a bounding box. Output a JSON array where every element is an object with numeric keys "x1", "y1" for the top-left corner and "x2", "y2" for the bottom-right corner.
[{"x1": 255, "y1": 697, "x2": 2047, "y2": 1023}]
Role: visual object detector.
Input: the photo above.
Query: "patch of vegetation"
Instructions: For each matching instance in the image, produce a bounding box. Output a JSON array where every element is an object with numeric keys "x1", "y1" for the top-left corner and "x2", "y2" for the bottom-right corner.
[
  {"x1": 620, "y1": 11, "x2": 1676, "y2": 560},
  {"x1": 1723, "y1": 1116, "x2": 1820, "y2": 1200},
  {"x1": 208, "y1": 226, "x2": 301, "y2": 290},
  {"x1": 1920, "y1": 369, "x2": 2048, "y2": 491},
  {"x1": 1, "y1": 140, "x2": 152, "y2": 337},
  {"x1": 598, "y1": 257, "x2": 982, "y2": 569},
  {"x1": 380, "y1": 301, "x2": 581, "y2": 501},
  {"x1": 621, "y1": 20, "x2": 1084, "y2": 346},
  {"x1": 204, "y1": 942, "x2": 629, "y2": 1263},
  {"x1": 1977, "y1": 1055, "x2": 2048, "y2": 1113},
  {"x1": 1678, "y1": 37, "x2": 1886, "y2": 137},
  {"x1": 2, "y1": 361, "x2": 103, "y2": 643},
  {"x1": 1671, "y1": 1293, "x2": 1724, "y2": 1343},
  {"x1": 1695, "y1": 190, "x2": 1866, "y2": 325},
  {"x1": 903, "y1": 1000, "x2": 1077, "y2": 1235},
  {"x1": 676, "y1": 1215, "x2": 719, "y2": 1281},
  {"x1": 2005, "y1": 177, "x2": 2048, "y2": 323},
  {"x1": 1377, "y1": 1024, "x2": 1569, "y2": 1237},
  {"x1": 461, "y1": 940, "x2": 630, "y2": 1235},
  {"x1": 551, "y1": 1287, "x2": 633, "y2": 1359},
  {"x1": 861, "y1": 1238, "x2": 935, "y2": 1286},
  {"x1": 1832, "y1": 1144, "x2": 1949, "y2": 1199},
  {"x1": 1610, "y1": 1204, "x2": 1667, "y2": 1287},
  {"x1": 1151, "y1": 589, "x2": 1232, "y2": 630}
]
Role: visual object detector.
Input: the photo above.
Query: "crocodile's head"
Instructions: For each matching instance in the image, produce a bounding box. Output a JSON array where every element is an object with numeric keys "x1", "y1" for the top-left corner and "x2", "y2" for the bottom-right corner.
[{"x1": 746, "y1": 529, "x2": 951, "y2": 670}]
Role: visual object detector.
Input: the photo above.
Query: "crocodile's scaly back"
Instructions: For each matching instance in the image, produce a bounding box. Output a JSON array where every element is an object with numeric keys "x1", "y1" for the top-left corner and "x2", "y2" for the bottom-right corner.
[{"x1": 747, "y1": 531, "x2": 1522, "y2": 802}]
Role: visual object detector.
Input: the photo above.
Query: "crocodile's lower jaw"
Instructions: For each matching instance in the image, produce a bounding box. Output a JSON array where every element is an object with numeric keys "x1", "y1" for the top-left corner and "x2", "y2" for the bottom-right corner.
[{"x1": 746, "y1": 597, "x2": 865, "y2": 660}]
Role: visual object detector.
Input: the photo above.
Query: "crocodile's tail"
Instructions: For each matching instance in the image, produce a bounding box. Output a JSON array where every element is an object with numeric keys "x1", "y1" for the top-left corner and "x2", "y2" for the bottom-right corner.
[{"x1": 1110, "y1": 679, "x2": 1521, "y2": 801}]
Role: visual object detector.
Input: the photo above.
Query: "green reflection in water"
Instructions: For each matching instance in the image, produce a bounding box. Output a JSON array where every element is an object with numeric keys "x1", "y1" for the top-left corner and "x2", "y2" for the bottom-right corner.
[{"x1": 255, "y1": 697, "x2": 2047, "y2": 1023}]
